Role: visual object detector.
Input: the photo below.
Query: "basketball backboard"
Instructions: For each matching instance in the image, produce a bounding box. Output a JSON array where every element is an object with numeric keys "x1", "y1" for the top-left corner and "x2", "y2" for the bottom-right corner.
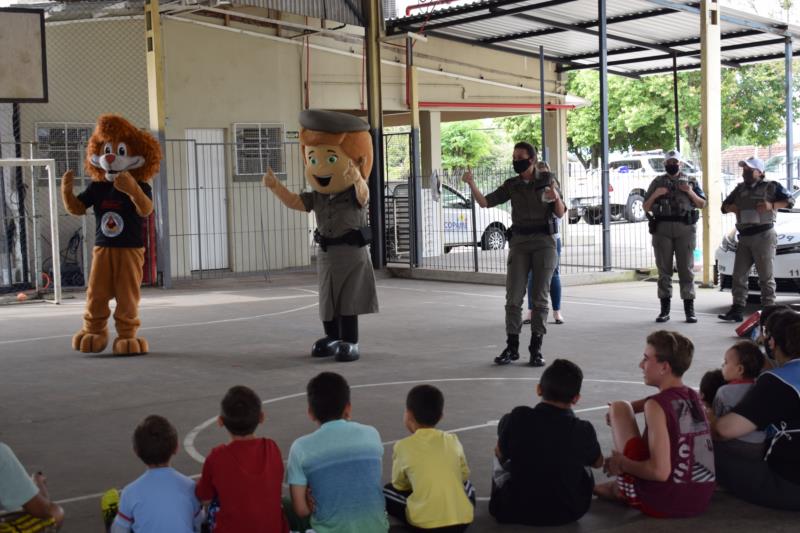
[{"x1": 0, "y1": 8, "x2": 47, "y2": 103}]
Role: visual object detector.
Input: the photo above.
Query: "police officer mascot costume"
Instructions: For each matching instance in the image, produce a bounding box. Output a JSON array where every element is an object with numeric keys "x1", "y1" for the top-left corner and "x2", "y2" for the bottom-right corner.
[
  {"x1": 462, "y1": 142, "x2": 564, "y2": 367},
  {"x1": 718, "y1": 157, "x2": 795, "y2": 322},
  {"x1": 642, "y1": 150, "x2": 706, "y2": 323},
  {"x1": 263, "y1": 110, "x2": 378, "y2": 362}
]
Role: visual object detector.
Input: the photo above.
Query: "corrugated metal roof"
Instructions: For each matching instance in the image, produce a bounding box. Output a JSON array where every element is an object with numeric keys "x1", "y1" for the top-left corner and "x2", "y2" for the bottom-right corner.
[
  {"x1": 386, "y1": 0, "x2": 800, "y2": 77},
  {"x1": 239, "y1": 0, "x2": 364, "y2": 26}
]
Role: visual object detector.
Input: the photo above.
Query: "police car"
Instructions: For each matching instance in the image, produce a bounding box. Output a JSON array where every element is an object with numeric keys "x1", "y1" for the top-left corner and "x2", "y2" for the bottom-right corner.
[{"x1": 715, "y1": 188, "x2": 800, "y2": 297}]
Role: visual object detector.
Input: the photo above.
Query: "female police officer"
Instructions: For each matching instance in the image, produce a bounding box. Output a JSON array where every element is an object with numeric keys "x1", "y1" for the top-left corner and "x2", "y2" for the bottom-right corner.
[{"x1": 462, "y1": 142, "x2": 564, "y2": 366}]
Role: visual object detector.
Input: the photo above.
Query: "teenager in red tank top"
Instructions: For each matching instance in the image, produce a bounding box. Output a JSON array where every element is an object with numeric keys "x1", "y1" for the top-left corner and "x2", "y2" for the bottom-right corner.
[{"x1": 594, "y1": 330, "x2": 715, "y2": 518}]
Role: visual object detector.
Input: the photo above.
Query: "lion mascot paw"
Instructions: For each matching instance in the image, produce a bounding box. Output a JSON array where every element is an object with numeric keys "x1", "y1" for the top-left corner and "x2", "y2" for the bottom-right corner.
[{"x1": 61, "y1": 114, "x2": 161, "y2": 355}]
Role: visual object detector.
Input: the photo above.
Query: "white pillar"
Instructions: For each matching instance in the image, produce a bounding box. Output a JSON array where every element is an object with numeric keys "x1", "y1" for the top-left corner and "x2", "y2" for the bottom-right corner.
[{"x1": 701, "y1": 0, "x2": 722, "y2": 287}]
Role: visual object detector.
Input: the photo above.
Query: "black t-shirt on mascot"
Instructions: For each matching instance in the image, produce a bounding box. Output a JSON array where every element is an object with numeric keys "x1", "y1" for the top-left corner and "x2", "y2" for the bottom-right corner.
[{"x1": 78, "y1": 181, "x2": 152, "y2": 248}]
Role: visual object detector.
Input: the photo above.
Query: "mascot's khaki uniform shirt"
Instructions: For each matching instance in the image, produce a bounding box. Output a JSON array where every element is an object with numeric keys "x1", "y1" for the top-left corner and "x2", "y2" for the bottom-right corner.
[
  {"x1": 485, "y1": 177, "x2": 558, "y2": 337},
  {"x1": 722, "y1": 180, "x2": 794, "y2": 308},
  {"x1": 644, "y1": 173, "x2": 705, "y2": 300},
  {"x1": 300, "y1": 187, "x2": 378, "y2": 322}
]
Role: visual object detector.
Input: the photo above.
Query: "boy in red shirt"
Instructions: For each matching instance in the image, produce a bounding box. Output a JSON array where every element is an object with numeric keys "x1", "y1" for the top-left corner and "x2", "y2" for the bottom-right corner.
[{"x1": 196, "y1": 386, "x2": 288, "y2": 533}]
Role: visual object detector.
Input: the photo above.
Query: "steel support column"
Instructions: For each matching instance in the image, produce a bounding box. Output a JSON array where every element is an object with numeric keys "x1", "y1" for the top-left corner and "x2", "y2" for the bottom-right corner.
[
  {"x1": 407, "y1": 36, "x2": 423, "y2": 266},
  {"x1": 786, "y1": 37, "x2": 794, "y2": 191},
  {"x1": 673, "y1": 54, "x2": 681, "y2": 150},
  {"x1": 599, "y1": 0, "x2": 611, "y2": 271},
  {"x1": 539, "y1": 46, "x2": 547, "y2": 162},
  {"x1": 145, "y1": 0, "x2": 171, "y2": 288},
  {"x1": 363, "y1": 0, "x2": 385, "y2": 268}
]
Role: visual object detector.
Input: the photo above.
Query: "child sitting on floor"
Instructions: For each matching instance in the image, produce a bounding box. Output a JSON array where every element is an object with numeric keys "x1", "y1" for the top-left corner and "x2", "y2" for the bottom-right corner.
[
  {"x1": 383, "y1": 385, "x2": 475, "y2": 532},
  {"x1": 108, "y1": 415, "x2": 201, "y2": 533},
  {"x1": 195, "y1": 385, "x2": 288, "y2": 533},
  {"x1": 490, "y1": 359, "x2": 603, "y2": 526},
  {"x1": 287, "y1": 372, "x2": 388, "y2": 533},
  {"x1": 704, "y1": 340, "x2": 766, "y2": 457}
]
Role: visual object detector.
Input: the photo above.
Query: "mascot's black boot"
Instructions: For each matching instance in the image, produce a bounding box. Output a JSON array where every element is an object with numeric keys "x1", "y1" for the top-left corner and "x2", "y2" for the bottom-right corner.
[
  {"x1": 335, "y1": 315, "x2": 360, "y2": 362},
  {"x1": 528, "y1": 334, "x2": 546, "y2": 367},
  {"x1": 312, "y1": 319, "x2": 341, "y2": 357},
  {"x1": 495, "y1": 334, "x2": 520, "y2": 365},
  {"x1": 312, "y1": 337, "x2": 340, "y2": 358},
  {"x1": 335, "y1": 343, "x2": 360, "y2": 362}
]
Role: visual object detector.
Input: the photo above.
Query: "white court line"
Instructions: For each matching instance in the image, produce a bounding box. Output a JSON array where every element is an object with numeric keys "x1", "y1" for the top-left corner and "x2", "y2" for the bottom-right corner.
[
  {"x1": 0, "y1": 303, "x2": 319, "y2": 345},
  {"x1": 377, "y1": 284, "x2": 721, "y2": 317}
]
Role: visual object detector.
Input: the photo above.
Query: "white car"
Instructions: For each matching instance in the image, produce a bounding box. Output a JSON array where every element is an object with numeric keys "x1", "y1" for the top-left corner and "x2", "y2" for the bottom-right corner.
[
  {"x1": 439, "y1": 183, "x2": 511, "y2": 252},
  {"x1": 715, "y1": 189, "x2": 800, "y2": 298},
  {"x1": 386, "y1": 183, "x2": 512, "y2": 256}
]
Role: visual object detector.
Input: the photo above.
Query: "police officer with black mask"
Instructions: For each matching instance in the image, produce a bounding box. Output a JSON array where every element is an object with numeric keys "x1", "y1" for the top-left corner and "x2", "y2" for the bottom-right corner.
[
  {"x1": 462, "y1": 142, "x2": 564, "y2": 367},
  {"x1": 718, "y1": 157, "x2": 795, "y2": 322},
  {"x1": 643, "y1": 150, "x2": 706, "y2": 323}
]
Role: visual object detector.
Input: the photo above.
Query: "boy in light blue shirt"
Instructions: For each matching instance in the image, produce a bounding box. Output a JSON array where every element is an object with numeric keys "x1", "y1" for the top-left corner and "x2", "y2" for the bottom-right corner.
[
  {"x1": 287, "y1": 372, "x2": 388, "y2": 533},
  {"x1": 110, "y1": 415, "x2": 201, "y2": 533}
]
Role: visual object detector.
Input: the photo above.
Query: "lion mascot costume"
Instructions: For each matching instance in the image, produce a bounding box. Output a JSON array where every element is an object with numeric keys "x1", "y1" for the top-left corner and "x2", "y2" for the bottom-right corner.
[
  {"x1": 264, "y1": 109, "x2": 378, "y2": 362},
  {"x1": 61, "y1": 114, "x2": 161, "y2": 355}
]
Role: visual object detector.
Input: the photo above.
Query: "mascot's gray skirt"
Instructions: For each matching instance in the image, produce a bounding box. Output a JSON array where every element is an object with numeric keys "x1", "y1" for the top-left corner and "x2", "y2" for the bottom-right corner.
[{"x1": 317, "y1": 244, "x2": 378, "y2": 321}]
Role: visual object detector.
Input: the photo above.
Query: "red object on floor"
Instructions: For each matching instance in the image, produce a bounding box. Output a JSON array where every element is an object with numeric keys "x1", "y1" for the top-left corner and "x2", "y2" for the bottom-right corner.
[{"x1": 736, "y1": 311, "x2": 761, "y2": 338}]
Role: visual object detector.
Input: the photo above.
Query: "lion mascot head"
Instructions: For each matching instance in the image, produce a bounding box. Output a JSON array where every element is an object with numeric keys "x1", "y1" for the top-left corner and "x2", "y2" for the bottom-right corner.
[{"x1": 85, "y1": 114, "x2": 161, "y2": 183}]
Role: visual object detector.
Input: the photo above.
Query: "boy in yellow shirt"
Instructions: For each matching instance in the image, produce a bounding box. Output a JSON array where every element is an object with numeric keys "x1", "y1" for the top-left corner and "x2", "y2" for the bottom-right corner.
[{"x1": 383, "y1": 385, "x2": 474, "y2": 532}]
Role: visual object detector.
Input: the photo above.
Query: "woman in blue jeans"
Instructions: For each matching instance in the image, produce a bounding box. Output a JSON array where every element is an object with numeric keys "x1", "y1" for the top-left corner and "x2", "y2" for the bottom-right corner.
[{"x1": 524, "y1": 225, "x2": 563, "y2": 325}]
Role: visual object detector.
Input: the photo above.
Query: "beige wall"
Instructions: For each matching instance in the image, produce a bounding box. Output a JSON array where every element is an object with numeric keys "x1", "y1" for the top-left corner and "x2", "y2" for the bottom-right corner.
[{"x1": 161, "y1": 17, "x2": 311, "y2": 277}]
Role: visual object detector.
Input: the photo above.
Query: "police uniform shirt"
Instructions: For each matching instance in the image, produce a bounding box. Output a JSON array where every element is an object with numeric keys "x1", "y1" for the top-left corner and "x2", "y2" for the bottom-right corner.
[
  {"x1": 722, "y1": 180, "x2": 794, "y2": 228},
  {"x1": 77, "y1": 181, "x2": 152, "y2": 247},
  {"x1": 485, "y1": 177, "x2": 558, "y2": 227},
  {"x1": 299, "y1": 187, "x2": 365, "y2": 239},
  {"x1": 644, "y1": 173, "x2": 705, "y2": 218}
]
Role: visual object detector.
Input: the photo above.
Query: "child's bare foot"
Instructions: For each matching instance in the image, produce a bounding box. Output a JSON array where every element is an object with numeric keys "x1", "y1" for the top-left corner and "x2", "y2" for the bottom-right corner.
[{"x1": 593, "y1": 481, "x2": 623, "y2": 501}]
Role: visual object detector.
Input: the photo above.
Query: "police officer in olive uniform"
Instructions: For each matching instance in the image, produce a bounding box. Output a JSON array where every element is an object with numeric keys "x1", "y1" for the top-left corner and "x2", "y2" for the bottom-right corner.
[
  {"x1": 643, "y1": 150, "x2": 706, "y2": 323},
  {"x1": 718, "y1": 157, "x2": 795, "y2": 322},
  {"x1": 462, "y1": 142, "x2": 564, "y2": 366}
]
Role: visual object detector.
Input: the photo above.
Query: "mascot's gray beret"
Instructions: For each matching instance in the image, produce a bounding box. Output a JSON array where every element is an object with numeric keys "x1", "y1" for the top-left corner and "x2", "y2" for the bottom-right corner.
[{"x1": 299, "y1": 109, "x2": 370, "y2": 133}]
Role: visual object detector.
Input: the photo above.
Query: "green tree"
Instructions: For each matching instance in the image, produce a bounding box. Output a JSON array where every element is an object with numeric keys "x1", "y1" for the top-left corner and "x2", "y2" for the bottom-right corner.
[
  {"x1": 557, "y1": 61, "x2": 798, "y2": 169},
  {"x1": 440, "y1": 120, "x2": 503, "y2": 169}
]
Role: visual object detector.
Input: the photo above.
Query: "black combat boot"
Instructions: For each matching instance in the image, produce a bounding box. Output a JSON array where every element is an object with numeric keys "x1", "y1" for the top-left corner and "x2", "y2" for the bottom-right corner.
[
  {"x1": 656, "y1": 298, "x2": 671, "y2": 323},
  {"x1": 495, "y1": 334, "x2": 520, "y2": 365},
  {"x1": 684, "y1": 299, "x2": 698, "y2": 323},
  {"x1": 718, "y1": 305, "x2": 744, "y2": 322},
  {"x1": 528, "y1": 334, "x2": 545, "y2": 367}
]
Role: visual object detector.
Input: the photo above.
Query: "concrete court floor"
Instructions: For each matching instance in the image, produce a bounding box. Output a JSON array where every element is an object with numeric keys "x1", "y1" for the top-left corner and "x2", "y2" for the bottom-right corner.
[{"x1": 1, "y1": 274, "x2": 798, "y2": 532}]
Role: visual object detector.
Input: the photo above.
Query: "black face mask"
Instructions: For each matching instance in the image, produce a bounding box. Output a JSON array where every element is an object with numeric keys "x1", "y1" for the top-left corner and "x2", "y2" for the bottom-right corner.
[
  {"x1": 513, "y1": 159, "x2": 532, "y2": 174},
  {"x1": 665, "y1": 163, "x2": 680, "y2": 176},
  {"x1": 743, "y1": 168, "x2": 757, "y2": 184}
]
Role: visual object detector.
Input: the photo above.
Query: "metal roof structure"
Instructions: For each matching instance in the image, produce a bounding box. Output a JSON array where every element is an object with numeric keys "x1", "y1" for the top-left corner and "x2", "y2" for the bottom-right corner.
[{"x1": 385, "y1": 0, "x2": 800, "y2": 78}]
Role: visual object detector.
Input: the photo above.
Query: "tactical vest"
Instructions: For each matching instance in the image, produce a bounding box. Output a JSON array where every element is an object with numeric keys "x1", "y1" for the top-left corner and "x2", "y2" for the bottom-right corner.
[
  {"x1": 650, "y1": 173, "x2": 696, "y2": 218},
  {"x1": 733, "y1": 180, "x2": 779, "y2": 228},
  {"x1": 763, "y1": 359, "x2": 800, "y2": 460}
]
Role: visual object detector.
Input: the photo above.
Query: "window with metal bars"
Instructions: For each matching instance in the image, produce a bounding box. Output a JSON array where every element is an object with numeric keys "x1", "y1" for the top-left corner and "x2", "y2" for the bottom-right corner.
[
  {"x1": 234, "y1": 123, "x2": 285, "y2": 178},
  {"x1": 35, "y1": 123, "x2": 93, "y2": 178}
]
